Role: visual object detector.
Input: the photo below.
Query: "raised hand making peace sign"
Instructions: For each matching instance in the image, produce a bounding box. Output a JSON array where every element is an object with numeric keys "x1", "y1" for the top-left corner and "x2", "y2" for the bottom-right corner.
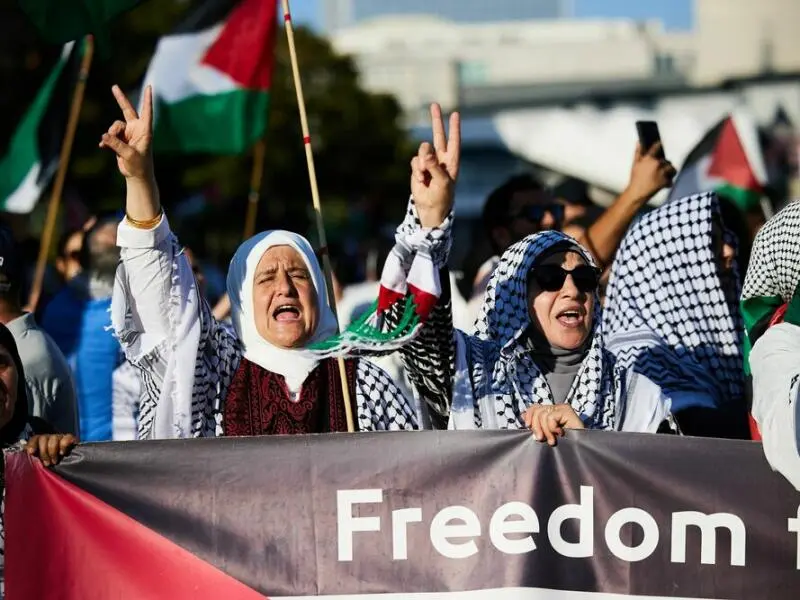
[
  {"x1": 411, "y1": 103, "x2": 461, "y2": 229},
  {"x1": 99, "y1": 85, "x2": 154, "y2": 180},
  {"x1": 100, "y1": 85, "x2": 160, "y2": 223}
]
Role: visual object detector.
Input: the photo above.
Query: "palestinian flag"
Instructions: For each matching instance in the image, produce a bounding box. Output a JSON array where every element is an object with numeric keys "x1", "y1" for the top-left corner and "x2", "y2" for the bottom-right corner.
[
  {"x1": 668, "y1": 111, "x2": 769, "y2": 212},
  {"x1": 5, "y1": 432, "x2": 800, "y2": 599},
  {"x1": 18, "y1": 0, "x2": 143, "y2": 44},
  {"x1": 143, "y1": 0, "x2": 278, "y2": 155},
  {"x1": 0, "y1": 41, "x2": 80, "y2": 213}
]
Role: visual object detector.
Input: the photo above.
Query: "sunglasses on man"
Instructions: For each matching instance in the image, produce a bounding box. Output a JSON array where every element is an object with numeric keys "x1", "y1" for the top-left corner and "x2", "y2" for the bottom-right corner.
[
  {"x1": 530, "y1": 264, "x2": 600, "y2": 294},
  {"x1": 511, "y1": 204, "x2": 565, "y2": 226}
]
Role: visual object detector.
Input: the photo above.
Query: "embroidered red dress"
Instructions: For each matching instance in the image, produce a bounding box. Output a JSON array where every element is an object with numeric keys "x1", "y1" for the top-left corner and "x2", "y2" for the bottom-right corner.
[{"x1": 222, "y1": 357, "x2": 358, "y2": 436}]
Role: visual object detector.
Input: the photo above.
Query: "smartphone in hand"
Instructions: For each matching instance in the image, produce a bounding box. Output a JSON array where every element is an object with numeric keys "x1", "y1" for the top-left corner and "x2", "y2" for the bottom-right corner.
[{"x1": 635, "y1": 121, "x2": 666, "y2": 160}]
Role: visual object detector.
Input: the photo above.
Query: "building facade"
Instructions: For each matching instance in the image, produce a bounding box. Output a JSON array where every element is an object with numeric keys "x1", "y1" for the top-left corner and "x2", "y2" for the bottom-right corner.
[
  {"x1": 329, "y1": 0, "x2": 800, "y2": 123},
  {"x1": 324, "y1": 0, "x2": 571, "y2": 34}
]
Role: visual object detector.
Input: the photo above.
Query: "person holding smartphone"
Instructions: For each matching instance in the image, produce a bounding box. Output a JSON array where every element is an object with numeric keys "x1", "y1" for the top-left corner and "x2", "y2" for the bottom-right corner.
[{"x1": 471, "y1": 133, "x2": 676, "y2": 314}]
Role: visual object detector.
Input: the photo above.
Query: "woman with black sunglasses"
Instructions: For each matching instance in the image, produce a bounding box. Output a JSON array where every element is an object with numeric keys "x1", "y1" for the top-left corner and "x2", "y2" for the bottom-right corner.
[{"x1": 374, "y1": 107, "x2": 673, "y2": 443}]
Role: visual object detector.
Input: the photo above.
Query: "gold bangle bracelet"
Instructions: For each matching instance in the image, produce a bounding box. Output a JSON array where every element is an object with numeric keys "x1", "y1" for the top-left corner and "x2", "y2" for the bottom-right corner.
[{"x1": 126, "y1": 208, "x2": 163, "y2": 229}]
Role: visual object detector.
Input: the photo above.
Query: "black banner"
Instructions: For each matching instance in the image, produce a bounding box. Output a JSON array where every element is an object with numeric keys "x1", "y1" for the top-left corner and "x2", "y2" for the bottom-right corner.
[{"x1": 6, "y1": 431, "x2": 800, "y2": 599}]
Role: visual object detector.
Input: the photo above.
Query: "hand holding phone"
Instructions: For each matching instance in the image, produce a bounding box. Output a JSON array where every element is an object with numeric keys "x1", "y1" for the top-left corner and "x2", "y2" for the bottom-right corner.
[
  {"x1": 628, "y1": 120, "x2": 676, "y2": 198},
  {"x1": 635, "y1": 121, "x2": 666, "y2": 160}
]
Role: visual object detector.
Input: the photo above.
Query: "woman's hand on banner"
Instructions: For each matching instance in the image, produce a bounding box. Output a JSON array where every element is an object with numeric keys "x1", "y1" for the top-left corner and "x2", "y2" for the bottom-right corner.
[
  {"x1": 412, "y1": 103, "x2": 461, "y2": 229},
  {"x1": 25, "y1": 434, "x2": 78, "y2": 467},
  {"x1": 523, "y1": 404, "x2": 584, "y2": 446},
  {"x1": 100, "y1": 85, "x2": 154, "y2": 181}
]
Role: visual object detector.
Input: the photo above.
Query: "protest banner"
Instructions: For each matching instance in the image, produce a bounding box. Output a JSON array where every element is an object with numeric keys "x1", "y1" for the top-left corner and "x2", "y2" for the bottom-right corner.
[{"x1": 6, "y1": 430, "x2": 799, "y2": 598}]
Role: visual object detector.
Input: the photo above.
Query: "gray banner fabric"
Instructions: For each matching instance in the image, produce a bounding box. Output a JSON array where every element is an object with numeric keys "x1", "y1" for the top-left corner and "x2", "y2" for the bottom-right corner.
[{"x1": 50, "y1": 430, "x2": 800, "y2": 598}]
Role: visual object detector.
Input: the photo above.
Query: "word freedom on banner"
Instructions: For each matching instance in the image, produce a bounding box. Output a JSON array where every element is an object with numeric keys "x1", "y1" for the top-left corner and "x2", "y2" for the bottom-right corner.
[
  {"x1": 337, "y1": 486, "x2": 754, "y2": 566},
  {"x1": 6, "y1": 430, "x2": 800, "y2": 599}
]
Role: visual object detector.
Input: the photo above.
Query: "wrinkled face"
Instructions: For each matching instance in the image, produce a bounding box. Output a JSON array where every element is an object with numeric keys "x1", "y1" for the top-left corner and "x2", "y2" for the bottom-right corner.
[
  {"x1": 527, "y1": 250, "x2": 595, "y2": 350},
  {"x1": 252, "y1": 245, "x2": 318, "y2": 349},
  {"x1": 0, "y1": 346, "x2": 18, "y2": 430}
]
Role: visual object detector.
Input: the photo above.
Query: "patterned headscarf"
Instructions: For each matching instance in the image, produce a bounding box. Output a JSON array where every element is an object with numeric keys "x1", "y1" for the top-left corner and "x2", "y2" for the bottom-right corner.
[
  {"x1": 741, "y1": 200, "x2": 800, "y2": 367},
  {"x1": 450, "y1": 230, "x2": 618, "y2": 430},
  {"x1": 603, "y1": 192, "x2": 744, "y2": 411}
]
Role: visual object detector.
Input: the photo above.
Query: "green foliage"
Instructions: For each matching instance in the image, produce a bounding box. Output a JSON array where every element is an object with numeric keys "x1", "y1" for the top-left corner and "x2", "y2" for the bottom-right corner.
[{"x1": 1, "y1": 0, "x2": 413, "y2": 268}]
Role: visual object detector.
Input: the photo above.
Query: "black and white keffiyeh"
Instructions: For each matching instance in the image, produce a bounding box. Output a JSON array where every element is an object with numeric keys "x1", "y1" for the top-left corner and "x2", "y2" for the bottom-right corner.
[
  {"x1": 743, "y1": 200, "x2": 800, "y2": 302},
  {"x1": 741, "y1": 200, "x2": 800, "y2": 360},
  {"x1": 112, "y1": 218, "x2": 418, "y2": 439},
  {"x1": 450, "y1": 231, "x2": 619, "y2": 430},
  {"x1": 603, "y1": 192, "x2": 744, "y2": 412}
]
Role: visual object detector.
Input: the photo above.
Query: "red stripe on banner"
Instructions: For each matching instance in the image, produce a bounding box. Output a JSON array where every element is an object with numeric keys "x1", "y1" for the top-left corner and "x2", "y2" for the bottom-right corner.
[
  {"x1": 5, "y1": 453, "x2": 268, "y2": 600},
  {"x1": 408, "y1": 283, "x2": 438, "y2": 320}
]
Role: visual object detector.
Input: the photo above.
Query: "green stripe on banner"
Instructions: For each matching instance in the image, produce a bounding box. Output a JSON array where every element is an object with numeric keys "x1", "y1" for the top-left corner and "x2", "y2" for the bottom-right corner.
[{"x1": 153, "y1": 90, "x2": 270, "y2": 155}]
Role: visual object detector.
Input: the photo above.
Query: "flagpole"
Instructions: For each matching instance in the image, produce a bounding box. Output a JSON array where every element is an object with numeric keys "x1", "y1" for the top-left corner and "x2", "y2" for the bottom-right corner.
[
  {"x1": 242, "y1": 139, "x2": 267, "y2": 241},
  {"x1": 27, "y1": 36, "x2": 95, "y2": 312},
  {"x1": 280, "y1": 0, "x2": 355, "y2": 433}
]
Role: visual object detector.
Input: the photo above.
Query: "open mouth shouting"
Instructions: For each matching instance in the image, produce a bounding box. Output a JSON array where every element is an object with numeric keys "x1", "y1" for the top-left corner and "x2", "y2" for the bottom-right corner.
[
  {"x1": 273, "y1": 304, "x2": 302, "y2": 322},
  {"x1": 555, "y1": 305, "x2": 585, "y2": 329}
]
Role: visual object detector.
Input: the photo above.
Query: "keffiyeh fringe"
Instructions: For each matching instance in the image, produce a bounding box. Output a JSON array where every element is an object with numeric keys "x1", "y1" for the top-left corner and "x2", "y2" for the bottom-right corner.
[{"x1": 306, "y1": 197, "x2": 452, "y2": 358}]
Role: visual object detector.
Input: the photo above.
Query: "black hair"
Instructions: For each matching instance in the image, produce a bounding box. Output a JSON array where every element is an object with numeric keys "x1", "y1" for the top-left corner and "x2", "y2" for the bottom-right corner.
[
  {"x1": 715, "y1": 193, "x2": 753, "y2": 273},
  {"x1": 482, "y1": 174, "x2": 547, "y2": 254}
]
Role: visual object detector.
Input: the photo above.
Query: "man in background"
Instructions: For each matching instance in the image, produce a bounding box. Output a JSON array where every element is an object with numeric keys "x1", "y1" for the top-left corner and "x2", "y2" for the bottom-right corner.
[
  {"x1": 0, "y1": 227, "x2": 78, "y2": 435},
  {"x1": 468, "y1": 142, "x2": 675, "y2": 313},
  {"x1": 43, "y1": 215, "x2": 122, "y2": 441}
]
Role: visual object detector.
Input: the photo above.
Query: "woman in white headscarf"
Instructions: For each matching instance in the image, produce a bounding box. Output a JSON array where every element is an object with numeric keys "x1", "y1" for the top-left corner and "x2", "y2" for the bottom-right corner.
[{"x1": 103, "y1": 86, "x2": 417, "y2": 439}]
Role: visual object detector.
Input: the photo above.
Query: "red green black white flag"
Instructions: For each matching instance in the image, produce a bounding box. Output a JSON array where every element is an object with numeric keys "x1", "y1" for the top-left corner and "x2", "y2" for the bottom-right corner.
[{"x1": 142, "y1": 0, "x2": 278, "y2": 155}]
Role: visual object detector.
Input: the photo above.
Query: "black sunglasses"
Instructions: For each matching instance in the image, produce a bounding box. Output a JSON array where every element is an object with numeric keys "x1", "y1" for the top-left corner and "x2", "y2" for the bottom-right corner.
[
  {"x1": 530, "y1": 264, "x2": 600, "y2": 294},
  {"x1": 512, "y1": 204, "x2": 565, "y2": 225}
]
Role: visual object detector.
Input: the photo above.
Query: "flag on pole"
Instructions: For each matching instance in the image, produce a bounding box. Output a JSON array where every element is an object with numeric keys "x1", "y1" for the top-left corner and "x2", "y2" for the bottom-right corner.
[
  {"x1": 668, "y1": 111, "x2": 769, "y2": 212},
  {"x1": 17, "y1": 0, "x2": 143, "y2": 44},
  {"x1": 142, "y1": 0, "x2": 278, "y2": 155},
  {"x1": 0, "y1": 42, "x2": 80, "y2": 214}
]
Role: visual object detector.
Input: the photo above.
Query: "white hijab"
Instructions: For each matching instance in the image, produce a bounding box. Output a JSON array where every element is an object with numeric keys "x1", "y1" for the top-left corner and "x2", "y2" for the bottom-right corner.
[{"x1": 226, "y1": 230, "x2": 339, "y2": 392}]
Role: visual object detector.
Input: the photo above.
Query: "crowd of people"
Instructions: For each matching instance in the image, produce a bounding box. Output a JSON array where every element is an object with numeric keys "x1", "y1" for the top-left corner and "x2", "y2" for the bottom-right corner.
[{"x1": 1, "y1": 83, "x2": 799, "y2": 589}]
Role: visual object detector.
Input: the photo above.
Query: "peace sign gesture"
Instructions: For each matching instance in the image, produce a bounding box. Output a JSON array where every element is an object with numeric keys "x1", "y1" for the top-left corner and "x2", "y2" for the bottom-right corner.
[
  {"x1": 99, "y1": 85, "x2": 154, "y2": 180},
  {"x1": 411, "y1": 103, "x2": 461, "y2": 228}
]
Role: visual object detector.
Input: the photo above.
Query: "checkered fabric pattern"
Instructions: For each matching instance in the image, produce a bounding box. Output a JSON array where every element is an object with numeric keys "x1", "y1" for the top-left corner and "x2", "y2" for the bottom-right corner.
[
  {"x1": 117, "y1": 232, "x2": 417, "y2": 438},
  {"x1": 604, "y1": 192, "x2": 745, "y2": 408},
  {"x1": 468, "y1": 231, "x2": 618, "y2": 430},
  {"x1": 387, "y1": 210, "x2": 621, "y2": 430},
  {"x1": 743, "y1": 199, "x2": 800, "y2": 306}
]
